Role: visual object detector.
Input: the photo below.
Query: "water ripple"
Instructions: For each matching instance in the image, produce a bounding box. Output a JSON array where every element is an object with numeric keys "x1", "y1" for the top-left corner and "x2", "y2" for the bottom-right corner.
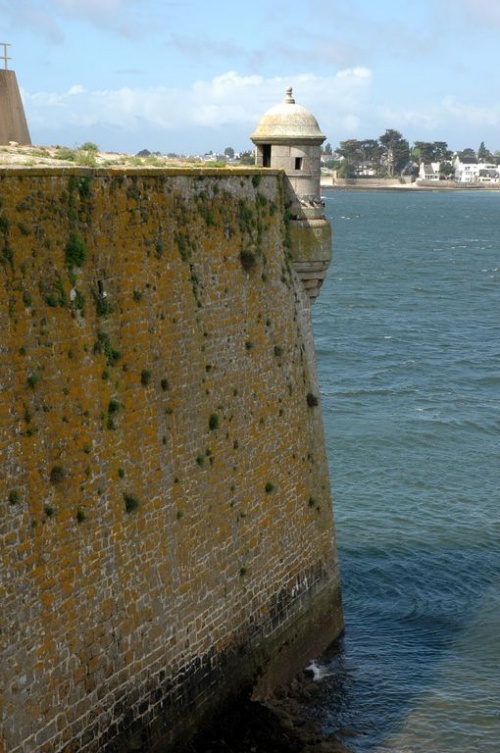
[{"x1": 312, "y1": 190, "x2": 500, "y2": 752}]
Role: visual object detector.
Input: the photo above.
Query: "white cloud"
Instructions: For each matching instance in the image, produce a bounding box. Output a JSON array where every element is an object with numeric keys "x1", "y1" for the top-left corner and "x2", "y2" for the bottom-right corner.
[
  {"x1": 358, "y1": 94, "x2": 500, "y2": 152},
  {"x1": 336, "y1": 67, "x2": 371, "y2": 80},
  {"x1": 24, "y1": 69, "x2": 374, "y2": 143},
  {"x1": 0, "y1": 0, "x2": 148, "y2": 40},
  {"x1": 454, "y1": 0, "x2": 500, "y2": 27},
  {"x1": 377, "y1": 96, "x2": 500, "y2": 134},
  {"x1": 0, "y1": 0, "x2": 64, "y2": 42},
  {"x1": 440, "y1": 96, "x2": 500, "y2": 126},
  {"x1": 54, "y1": 0, "x2": 142, "y2": 35},
  {"x1": 25, "y1": 67, "x2": 500, "y2": 154},
  {"x1": 55, "y1": 0, "x2": 130, "y2": 11}
]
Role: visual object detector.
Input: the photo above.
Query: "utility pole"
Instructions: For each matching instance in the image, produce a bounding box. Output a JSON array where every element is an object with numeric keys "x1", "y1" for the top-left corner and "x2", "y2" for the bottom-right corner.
[{"x1": 0, "y1": 42, "x2": 11, "y2": 70}]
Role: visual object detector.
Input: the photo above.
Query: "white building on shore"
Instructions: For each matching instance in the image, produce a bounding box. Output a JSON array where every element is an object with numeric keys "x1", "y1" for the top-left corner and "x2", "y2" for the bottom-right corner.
[
  {"x1": 418, "y1": 162, "x2": 441, "y2": 181},
  {"x1": 453, "y1": 155, "x2": 500, "y2": 184}
]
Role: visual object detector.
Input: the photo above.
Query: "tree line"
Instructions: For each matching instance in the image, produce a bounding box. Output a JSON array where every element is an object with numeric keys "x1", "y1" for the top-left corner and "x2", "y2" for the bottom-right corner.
[{"x1": 322, "y1": 130, "x2": 499, "y2": 178}]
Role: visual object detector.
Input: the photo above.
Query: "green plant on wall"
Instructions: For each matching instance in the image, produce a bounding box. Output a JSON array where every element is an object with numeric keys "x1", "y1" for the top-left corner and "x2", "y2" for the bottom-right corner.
[
  {"x1": 8, "y1": 490, "x2": 20, "y2": 505},
  {"x1": 238, "y1": 200, "x2": 254, "y2": 235},
  {"x1": 0, "y1": 208, "x2": 12, "y2": 269},
  {"x1": 308, "y1": 496, "x2": 321, "y2": 512},
  {"x1": 123, "y1": 492, "x2": 140, "y2": 513},
  {"x1": 208, "y1": 413, "x2": 219, "y2": 431},
  {"x1": 189, "y1": 265, "x2": 202, "y2": 306},
  {"x1": 17, "y1": 220, "x2": 31, "y2": 236},
  {"x1": 95, "y1": 294, "x2": 110, "y2": 317},
  {"x1": 68, "y1": 174, "x2": 92, "y2": 200},
  {"x1": 73, "y1": 289, "x2": 86, "y2": 313},
  {"x1": 43, "y1": 274, "x2": 68, "y2": 308},
  {"x1": 126, "y1": 176, "x2": 141, "y2": 202},
  {"x1": 108, "y1": 399, "x2": 120, "y2": 414},
  {"x1": 240, "y1": 250, "x2": 257, "y2": 272},
  {"x1": 65, "y1": 231, "x2": 87, "y2": 268},
  {"x1": 50, "y1": 466, "x2": 65, "y2": 484},
  {"x1": 0, "y1": 212, "x2": 9, "y2": 236},
  {"x1": 175, "y1": 231, "x2": 189, "y2": 261},
  {"x1": 283, "y1": 209, "x2": 293, "y2": 249},
  {"x1": 94, "y1": 332, "x2": 121, "y2": 367},
  {"x1": 154, "y1": 240, "x2": 165, "y2": 258},
  {"x1": 27, "y1": 372, "x2": 40, "y2": 389},
  {"x1": 1, "y1": 243, "x2": 13, "y2": 269}
]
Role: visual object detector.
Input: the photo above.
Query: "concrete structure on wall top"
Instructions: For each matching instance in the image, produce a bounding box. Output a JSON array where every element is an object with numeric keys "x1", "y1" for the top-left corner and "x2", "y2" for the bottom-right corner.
[
  {"x1": 251, "y1": 87, "x2": 332, "y2": 300},
  {"x1": 0, "y1": 43, "x2": 31, "y2": 146}
]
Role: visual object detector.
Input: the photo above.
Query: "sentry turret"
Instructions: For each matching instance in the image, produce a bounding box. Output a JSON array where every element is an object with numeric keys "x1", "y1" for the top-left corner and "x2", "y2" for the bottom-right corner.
[{"x1": 250, "y1": 87, "x2": 325, "y2": 220}]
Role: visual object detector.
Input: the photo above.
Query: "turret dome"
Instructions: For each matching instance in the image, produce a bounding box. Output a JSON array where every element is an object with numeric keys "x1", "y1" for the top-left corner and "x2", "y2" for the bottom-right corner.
[{"x1": 250, "y1": 87, "x2": 325, "y2": 145}]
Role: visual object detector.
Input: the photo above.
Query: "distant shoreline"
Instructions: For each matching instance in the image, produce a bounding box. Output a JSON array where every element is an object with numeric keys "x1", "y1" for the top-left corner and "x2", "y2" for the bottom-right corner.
[{"x1": 320, "y1": 177, "x2": 500, "y2": 192}]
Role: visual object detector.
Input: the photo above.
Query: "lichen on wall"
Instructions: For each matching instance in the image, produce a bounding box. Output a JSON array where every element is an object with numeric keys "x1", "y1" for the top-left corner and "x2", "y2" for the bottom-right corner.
[{"x1": 0, "y1": 167, "x2": 342, "y2": 753}]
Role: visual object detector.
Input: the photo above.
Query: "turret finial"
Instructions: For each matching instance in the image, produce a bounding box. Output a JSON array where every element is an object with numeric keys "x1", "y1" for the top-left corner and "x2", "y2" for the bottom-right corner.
[{"x1": 284, "y1": 86, "x2": 295, "y2": 104}]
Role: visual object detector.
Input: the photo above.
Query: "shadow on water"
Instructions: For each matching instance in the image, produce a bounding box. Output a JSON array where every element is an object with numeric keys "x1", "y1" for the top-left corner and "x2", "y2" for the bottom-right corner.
[{"x1": 309, "y1": 541, "x2": 500, "y2": 752}]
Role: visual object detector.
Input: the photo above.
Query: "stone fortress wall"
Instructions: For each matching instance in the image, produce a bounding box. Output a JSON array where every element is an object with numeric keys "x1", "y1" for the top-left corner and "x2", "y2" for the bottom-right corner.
[{"x1": 0, "y1": 167, "x2": 343, "y2": 753}]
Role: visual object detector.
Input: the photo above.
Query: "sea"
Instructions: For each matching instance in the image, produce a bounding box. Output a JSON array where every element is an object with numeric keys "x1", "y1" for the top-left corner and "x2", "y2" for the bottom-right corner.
[{"x1": 309, "y1": 188, "x2": 500, "y2": 752}]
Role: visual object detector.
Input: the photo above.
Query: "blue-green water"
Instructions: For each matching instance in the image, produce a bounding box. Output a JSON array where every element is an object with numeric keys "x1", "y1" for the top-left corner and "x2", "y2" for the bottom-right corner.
[{"x1": 311, "y1": 190, "x2": 500, "y2": 752}]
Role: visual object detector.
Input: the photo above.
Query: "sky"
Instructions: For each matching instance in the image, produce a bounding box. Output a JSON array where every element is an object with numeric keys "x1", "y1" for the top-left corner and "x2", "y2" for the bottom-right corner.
[{"x1": 2, "y1": 0, "x2": 500, "y2": 156}]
